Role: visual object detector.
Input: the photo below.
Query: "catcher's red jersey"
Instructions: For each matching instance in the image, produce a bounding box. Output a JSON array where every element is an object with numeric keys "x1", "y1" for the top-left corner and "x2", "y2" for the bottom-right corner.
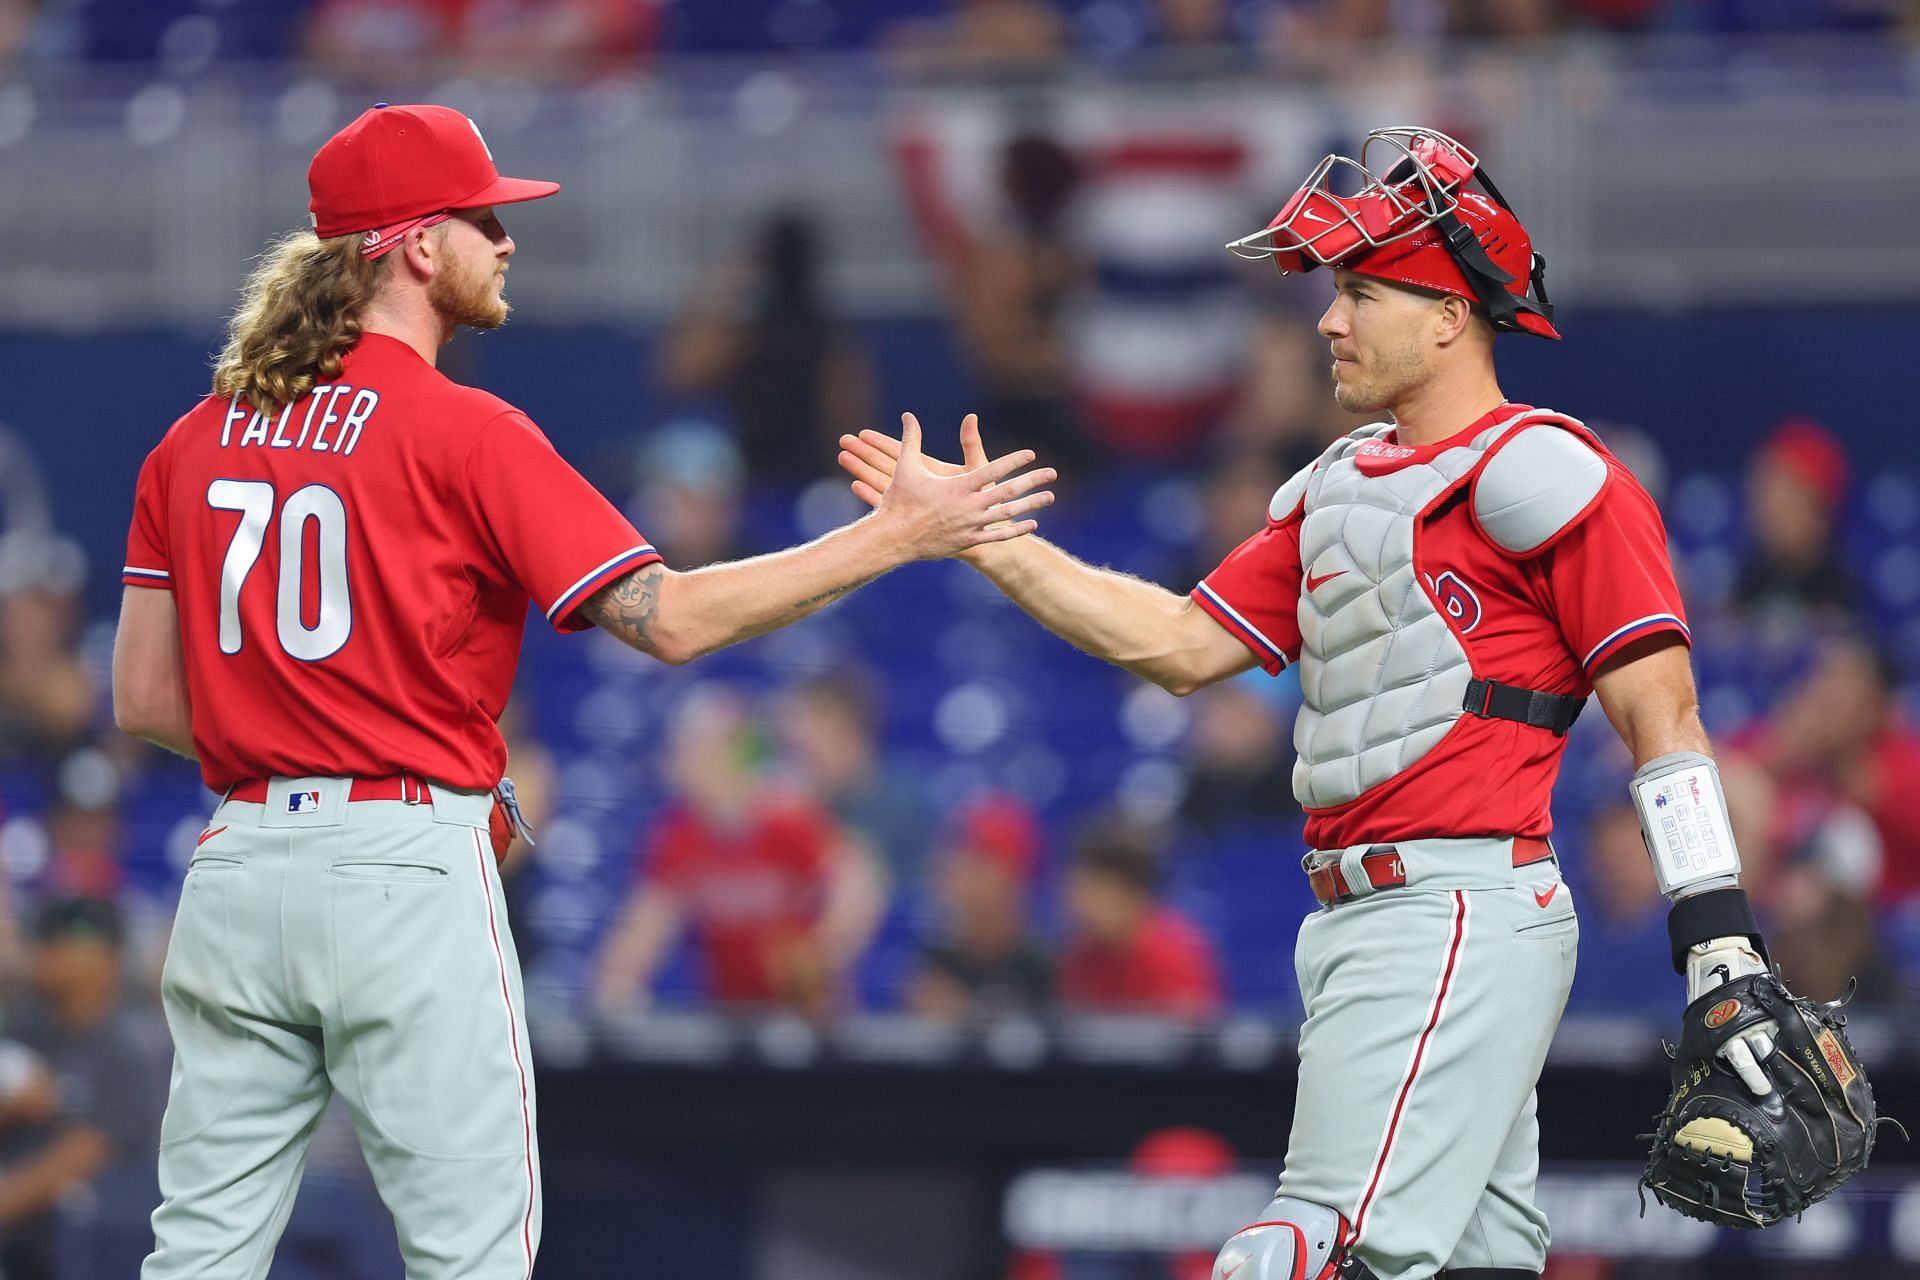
[
  {"x1": 1194, "y1": 404, "x2": 1689, "y2": 849},
  {"x1": 124, "y1": 333, "x2": 660, "y2": 792}
]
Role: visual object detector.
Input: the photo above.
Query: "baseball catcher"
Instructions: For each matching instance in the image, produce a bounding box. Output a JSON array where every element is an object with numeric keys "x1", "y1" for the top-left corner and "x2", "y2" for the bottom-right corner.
[{"x1": 842, "y1": 124, "x2": 1894, "y2": 1279}]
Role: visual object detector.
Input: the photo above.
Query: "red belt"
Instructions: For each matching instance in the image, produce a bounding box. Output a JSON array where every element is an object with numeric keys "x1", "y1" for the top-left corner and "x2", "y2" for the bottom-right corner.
[
  {"x1": 224, "y1": 773, "x2": 522, "y2": 864},
  {"x1": 1308, "y1": 836, "x2": 1554, "y2": 907},
  {"x1": 227, "y1": 774, "x2": 433, "y2": 805}
]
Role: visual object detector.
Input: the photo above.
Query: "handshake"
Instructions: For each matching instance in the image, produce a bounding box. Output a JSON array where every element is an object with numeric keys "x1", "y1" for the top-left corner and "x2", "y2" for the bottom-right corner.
[{"x1": 837, "y1": 413, "x2": 1049, "y2": 562}]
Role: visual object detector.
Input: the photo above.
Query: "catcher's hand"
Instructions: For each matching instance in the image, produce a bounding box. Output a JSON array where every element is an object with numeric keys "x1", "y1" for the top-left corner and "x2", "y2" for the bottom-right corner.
[
  {"x1": 1686, "y1": 935, "x2": 1775, "y2": 1094},
  {"x1": 1643, "y1": 971, "x2": 1888, "y2": 1228}
]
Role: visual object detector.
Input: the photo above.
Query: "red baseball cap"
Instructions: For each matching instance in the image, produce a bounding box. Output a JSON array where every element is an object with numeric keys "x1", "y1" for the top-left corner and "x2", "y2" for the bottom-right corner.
[
  {"x1": 949, "y1": 792, "x2": 1042, "y2": 885},
  {"x1": 1758, "y1": 416, "x2": 1849, "y2": 510},
  {"x1": 308, "y1": 103, "x2": 559, "y2": 257}
]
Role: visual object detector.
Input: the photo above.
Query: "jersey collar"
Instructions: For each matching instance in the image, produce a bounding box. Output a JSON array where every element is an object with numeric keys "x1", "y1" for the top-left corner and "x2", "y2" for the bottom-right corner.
[{"x1": 1355, "y1": 402, "x2": 1534, "y2": 476}]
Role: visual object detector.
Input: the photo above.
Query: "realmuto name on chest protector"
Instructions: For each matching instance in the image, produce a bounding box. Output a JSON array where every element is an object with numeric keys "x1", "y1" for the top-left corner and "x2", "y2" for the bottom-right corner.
[{"x1": 1290, "y1": 417, "x2": 1537, "y2": 812}]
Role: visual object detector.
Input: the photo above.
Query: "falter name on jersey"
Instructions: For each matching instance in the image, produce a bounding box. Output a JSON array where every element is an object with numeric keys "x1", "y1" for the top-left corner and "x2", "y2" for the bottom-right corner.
[{"x1": 219, "y1": 386, "x2": 380, "y2": 456}]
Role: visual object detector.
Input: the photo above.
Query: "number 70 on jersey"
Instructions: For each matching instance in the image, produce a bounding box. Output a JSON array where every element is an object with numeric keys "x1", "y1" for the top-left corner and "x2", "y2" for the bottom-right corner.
[{"x1": 208, "y1": 479, "x2": 352, "y2": 662}]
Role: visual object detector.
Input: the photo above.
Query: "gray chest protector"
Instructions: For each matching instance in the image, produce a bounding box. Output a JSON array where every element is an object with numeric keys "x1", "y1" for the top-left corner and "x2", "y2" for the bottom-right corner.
[{"x1": 1283, "y1": 409, "x2": 1607, "y2": 812}]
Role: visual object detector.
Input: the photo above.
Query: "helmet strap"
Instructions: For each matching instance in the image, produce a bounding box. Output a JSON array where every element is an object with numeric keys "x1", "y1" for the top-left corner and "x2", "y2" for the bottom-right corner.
[
  {"x1": 1452, "y1": 162, "x2": 1557, "y2": 335},
  {"x1": 1436, "y1": 210, "x2": 1530, "y2": 332},
  {"x1": 1433, "y1": 221, "x2": 1556, "y2": 334}
]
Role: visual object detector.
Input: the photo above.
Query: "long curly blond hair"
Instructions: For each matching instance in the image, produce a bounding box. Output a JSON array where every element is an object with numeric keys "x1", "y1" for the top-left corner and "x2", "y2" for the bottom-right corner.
[{"x1": 211, "y1": 229, "x2": 389, "y2": 418}]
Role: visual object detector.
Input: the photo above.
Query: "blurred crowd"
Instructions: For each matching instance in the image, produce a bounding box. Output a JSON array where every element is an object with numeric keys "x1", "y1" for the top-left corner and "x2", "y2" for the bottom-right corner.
[{"x1": 0, "y1": 0, "x2": 1912, "y2": 71}]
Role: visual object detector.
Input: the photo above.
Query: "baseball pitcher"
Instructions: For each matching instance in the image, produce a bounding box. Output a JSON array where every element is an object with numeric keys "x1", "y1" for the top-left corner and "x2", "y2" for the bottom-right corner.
[{"x1": 112, "y1": 102, "x2": 1054, "y2": 1279}]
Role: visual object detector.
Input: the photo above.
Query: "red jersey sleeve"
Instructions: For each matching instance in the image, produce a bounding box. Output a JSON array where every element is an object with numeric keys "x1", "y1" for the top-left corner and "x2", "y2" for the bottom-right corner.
[
  {"x1": 1541, "y1": 460, "x2": 1691, "y2": 677},
  {"x1": 1190, "y1": 513, "x2": 1305, "y2": 675},
  {"x1": 122, "y1": 441, "x2": 173, "y2": 590},
  {"x1": 465, "y1": 411, "x2": 663, "y2": 632}
]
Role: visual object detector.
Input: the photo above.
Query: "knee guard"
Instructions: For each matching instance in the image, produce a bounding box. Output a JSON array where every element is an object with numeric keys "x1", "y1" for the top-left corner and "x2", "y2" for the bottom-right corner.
[{"x1": 1211, "y1": 1197, "x2": 1374, "y2": 1280}]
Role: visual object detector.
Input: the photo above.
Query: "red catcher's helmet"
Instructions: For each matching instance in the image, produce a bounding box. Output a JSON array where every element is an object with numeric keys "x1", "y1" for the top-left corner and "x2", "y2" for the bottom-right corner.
[{"x1": 1228, "y1": 127, "x2": 1560, "y2": 340}]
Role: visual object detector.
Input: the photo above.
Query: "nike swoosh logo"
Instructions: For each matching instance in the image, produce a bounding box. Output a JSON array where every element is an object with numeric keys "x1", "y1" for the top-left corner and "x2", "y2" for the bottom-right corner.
[
  {"x1": 1534, "y1": 883, "x2": 1559, "y2": 908},
  {"x1": 197, "y1": 825, "x2": 228, "y2": 847},
  {"x1": 1298, "y1": 208, "x2": 1330, "y2": 224},
  {"x1": 1221, "y1": 1262, "x2": 1245, "y2": 1280},
  {"x1": 1305, "y1": 568, "x2": 1348, "y2": 592}
]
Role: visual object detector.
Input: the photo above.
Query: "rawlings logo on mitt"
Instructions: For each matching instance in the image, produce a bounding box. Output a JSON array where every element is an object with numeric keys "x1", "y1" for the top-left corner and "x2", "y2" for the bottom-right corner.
[{"x1": 1642, "y1": 972, "x2": 1896, "y2": 1228}]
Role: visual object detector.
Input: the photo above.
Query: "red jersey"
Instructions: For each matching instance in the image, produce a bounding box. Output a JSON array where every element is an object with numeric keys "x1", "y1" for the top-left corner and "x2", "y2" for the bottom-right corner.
[
  {"x1": 123, "y1": 334, "x2": 660, "y2": 792},
  {"x1": 1193, "y1": 404, "x2": 1689, "y2": 849},
  {"x1": 643, "y1": 796, "x2": 839, "y2": 1005},
  {"x1": 1057, "y1": 909, "x2": 1224, "y2": 1018}
]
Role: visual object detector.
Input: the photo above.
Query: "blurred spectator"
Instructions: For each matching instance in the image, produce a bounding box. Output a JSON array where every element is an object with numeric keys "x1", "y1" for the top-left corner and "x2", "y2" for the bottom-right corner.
[
  {"x1": 629, "y1": 419, "x2": 751, "y2": 570},
  {"x1": 1591, "y1": 420, "x2": 1669, "y2": 507},
  {"x1": 1762, "y1": 812, "x2": 1895, "y2": 1005},
  {"x1": 1149, "y1": 0, "x2": 1237, "y2": 50},
  {"x1": 1176, "y1": 447, "x2": 1285, "y2": 592},
  {"x1": 307, "y1": 0, "x2": 658, "y2": 75},
  {"x1": 1217, "y1": 306, "x2": 1349, "y2": 470},
  {"x1": 657, "y1": 209, "x2": 875, "y2": 481},
  {"x1": 881, "y1": 0, "x2": 1067, "y2": 74},
  {"x1": 1732, "y1": 635, "x2": 1920, "y2": 907},
  {"x1": 593, "y1": 691, "x2": 885, "y2": 1020},
  {"x1": 1058, "y1": 817, "x2": 1222, "y2": 1019},
  {"x1": 947, "y1": 132, "x2": 1092, "y2": 470},
  {"x1": 0, "y1": 898, "x2": 167, "y2": 1280},
  {"x1": 1563, "y1": 800, "x2": 1671, "y2": 1012},
  {"x1": 1734, "y1": 416, "x2": 1858, "y2": 624},
  {"x1": 42, "y1": 799, "x2": 117, "y2": 901},
  {"x1": 1175, "y1": 676, "x2": 1299, "y2": 838},
  {"x1": 0, "y1": 535, "x2": 97, "y2": 763},
  {"x1": 1272, "y1": 0, "x2": 1554, "y2": 43},
  {"x1": 0, "y1": 0, "x2": 33, "y2": 62},
  {"x1": 40, "y1": 748, "x2": 126, "y2": 908},
  {"x1": 774, "y1": 668, "x2": 932, "y2": 887},
  {"x1": 1721, "y1": 638, "x2": 1904, "y2": 1003},
  {"x1": 908, "y1": 793, "x2": 1051, "y2": 1021}
]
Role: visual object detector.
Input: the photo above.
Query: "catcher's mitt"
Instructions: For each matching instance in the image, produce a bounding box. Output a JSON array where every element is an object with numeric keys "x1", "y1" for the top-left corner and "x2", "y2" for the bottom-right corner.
[{"x1": 1642, "y1": 972, "x2": 1891, "y2": 1228}]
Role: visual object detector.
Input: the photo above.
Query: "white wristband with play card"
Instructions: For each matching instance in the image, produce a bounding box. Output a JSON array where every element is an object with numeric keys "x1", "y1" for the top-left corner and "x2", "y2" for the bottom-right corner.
[{"x1": 1632, "y1": 751, "x2": 1741, "y2": 899}]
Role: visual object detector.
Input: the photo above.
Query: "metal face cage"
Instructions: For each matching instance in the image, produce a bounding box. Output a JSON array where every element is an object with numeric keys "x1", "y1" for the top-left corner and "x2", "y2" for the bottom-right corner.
[{"x1": 1226, "y1": 127, "x2": 1479, "y2": 273}]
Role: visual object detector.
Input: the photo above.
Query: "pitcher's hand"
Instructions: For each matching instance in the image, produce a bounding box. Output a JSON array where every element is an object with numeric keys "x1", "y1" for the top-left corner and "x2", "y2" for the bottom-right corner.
[
  {"x1": 863, "y1": 413, "x2": 1054, "y2": 560},
  {"x1": 839, "y1": 411, "x2": 994, "y2": 497}
]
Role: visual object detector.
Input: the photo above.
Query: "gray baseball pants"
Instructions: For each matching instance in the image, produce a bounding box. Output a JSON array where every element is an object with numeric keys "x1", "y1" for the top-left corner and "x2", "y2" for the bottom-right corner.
[
  {"x1": 1279, "y1": 836, "x2": 1579, "y2": 1280},
  {"x1": 142, "y1": 776, "x2": 542, "y2": 1279}
]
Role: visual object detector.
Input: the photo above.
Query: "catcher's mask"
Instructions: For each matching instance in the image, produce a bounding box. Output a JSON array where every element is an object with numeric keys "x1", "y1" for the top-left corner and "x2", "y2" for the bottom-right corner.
[{"x1": 1227, "y1": 126, "x2": 1560, "y2": 340}]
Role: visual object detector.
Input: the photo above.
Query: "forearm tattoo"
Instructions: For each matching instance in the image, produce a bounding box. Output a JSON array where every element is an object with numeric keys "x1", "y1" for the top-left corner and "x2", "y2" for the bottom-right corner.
[
  {"x1": 791, "y1": 576, "x2": 877, "y2": 611},
  {"x1": 582, "y1": 563, "x2": 665, "y2": 652}
]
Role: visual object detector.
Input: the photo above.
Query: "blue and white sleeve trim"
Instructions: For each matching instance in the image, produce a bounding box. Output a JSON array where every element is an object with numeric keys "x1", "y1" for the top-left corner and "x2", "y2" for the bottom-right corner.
[
  {"x1": 546, "y1": 545, "x2": 661, "y2": 624},
  {"x1": 123, "y1": 565, "x2": 171, "y2": 584},
  {"x1": 1582, "y1": 612, "x2": 1690, "y2": 673},
  {"x1": 1194, "y1": 582, "x2": 1290, "y2": 671}
]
